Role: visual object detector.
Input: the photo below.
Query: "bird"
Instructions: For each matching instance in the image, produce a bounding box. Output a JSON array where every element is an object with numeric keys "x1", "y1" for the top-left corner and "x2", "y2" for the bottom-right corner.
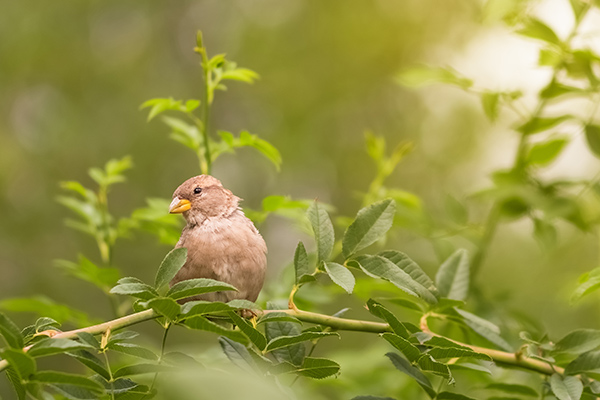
[{"x1": 168, "y1": 175, "x2": 267, "y2": 304}]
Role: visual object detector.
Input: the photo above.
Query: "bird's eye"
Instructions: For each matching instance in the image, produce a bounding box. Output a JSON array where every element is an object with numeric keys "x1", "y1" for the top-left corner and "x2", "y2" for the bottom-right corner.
[{"x1": 194, "y1": 187, "x2": 202, "y2": 194}]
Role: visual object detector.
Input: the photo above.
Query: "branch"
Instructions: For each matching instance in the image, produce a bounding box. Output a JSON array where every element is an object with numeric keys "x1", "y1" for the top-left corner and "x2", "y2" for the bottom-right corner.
[{"x1": 0, "y1": 307, "x2": 562, "y2": 377}]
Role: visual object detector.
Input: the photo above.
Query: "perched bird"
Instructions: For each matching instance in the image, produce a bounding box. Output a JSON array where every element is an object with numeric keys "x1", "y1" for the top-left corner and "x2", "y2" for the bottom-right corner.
[{"x1": 168, "y1": 175, "x2": 267, "y2": 303}]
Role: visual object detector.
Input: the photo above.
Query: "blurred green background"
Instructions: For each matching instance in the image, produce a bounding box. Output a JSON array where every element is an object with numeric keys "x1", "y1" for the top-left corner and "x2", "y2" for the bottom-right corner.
[{"x1": 2, "y1": 0, "x2": 600, "y2": 398}]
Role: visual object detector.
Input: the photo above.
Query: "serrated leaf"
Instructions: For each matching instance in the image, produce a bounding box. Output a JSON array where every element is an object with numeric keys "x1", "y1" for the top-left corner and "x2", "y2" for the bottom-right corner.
[
  {"x1": 553, "y1": 329, "x2": 600, "y2": 355},
  {"x1": 264, "y1": 320, "x2": 306, "y2": 366},
  {"x1": 68, "y1": 350, "x2": 110, "y2": 380},
  {"x1": 154, "y1": 248, "x2": 188, "y2": 290},
  {"x1": 219, "y1": 336, "x2": 259, "y2": 374},
  {"x1": 565, "y1": 350, "x2": 600, "y2": 375},
  {"x1": 381, "y1": 333, "x2": 421, "y2": 362},
  {"x1": 294, "y1": 242, "x2": 311, "y2": 285},
  {"x1": 378, "y1": 251, "x2": 438, "y2": 299},
  {"x1": 28, "y1": 338, "x2": 94, "y2": 358},
  {"x1": 258, "y1": 312, "x2": 302, "y2": 325},
  {"x1": 353, "y1": 255, "x2": 437, "y2": 304},
  {"x1": 5, "y1": 366, "x2": 27, "y2": 400},
  {"x1": 427, "y1": 346, "x2": 492, "y2": 361},
  {"x1": 367, "y1": 299, "x2": 410, "y2": 338},
  {"x1": 0, "y1": 312, "x2": 24, "y2": 348},
  {"x1": 342, "y1": 199, "x2": 396, "y2": 258},
  {"x1": 109, "y1": 343, "x2": 158, "y2": 361},
  {"x1": 265, "y1": 332, "x2": 338, "y2": 352},
  {"x1": 228, "y1": 311, "x2": 267, "y2": 351},
  {"x1": 487, "y1": 383, "x2": 538, "y2": 396},
  {"x1": 0, "y1": 349, "x2": 36, "y2": 379},
  {"x1": 418, "y1": 354, "x2": 452, "y2": 381},
  {"x1": 324, "y1": 262, "x2": 355, "y2": 294},
  {"x1": 184, "y1": 315, "x2": 249, "y2": 344},
  {"x1": 386, "y1": 352, "x2": 436, "y2": 398},
  {"x1": 306, "y1": 202, "x2": 335, "y2": 262},
  {"x1": 435, "y1": 249, "x2": 470, "y2": 301},
  {"x1": 32, "y1": 371, "x2": 103, "y2": 392},
  {"x1": 144, "y1": 297, "x2": 181, "y2": 321},
  {"x1": 167, "y1": 278, "x2": 237, "y2": 301},
  {"x1": 295, "y1": 357, "x2": 340, "y2": 379},
  {"x1": 453, "y1": 309, "x2": 513, "y2": 351},
  {"x1": 76, "y1": 332, "x2": 100, "y2": 349},
  {"x1": 550, "y1": 373, "x2": 583, "y2": 400},
  {"x1": 109, "y1": 282, "x2": 159, "y2": 300}
]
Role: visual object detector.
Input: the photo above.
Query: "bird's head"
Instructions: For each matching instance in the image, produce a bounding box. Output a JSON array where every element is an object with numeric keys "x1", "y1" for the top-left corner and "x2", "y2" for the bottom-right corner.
[{"x1": 169, "y1": 175, "x2": 241, "y2": 224}]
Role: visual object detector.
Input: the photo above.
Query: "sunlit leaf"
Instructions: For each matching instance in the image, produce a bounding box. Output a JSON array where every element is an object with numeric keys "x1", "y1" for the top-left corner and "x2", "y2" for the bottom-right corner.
[
  {"x1": 306, "y1": 201, "x2": 335, "y2": 263},
  {"x1": 397, "y1": 65, "x2": 473, "y2": 89},
  {"x1": 342, "y1": 199, "x2": 396, "y2": 258},
  {"x1": 526, "y1": 138, "x2": 569, "y2": 166},
  {"x1": 154, "y1": 248, "x2": 188, "y2": 290},
  {"x1": 585, "y1": 125, "x2": 600, "y2": 158},
  {"x1": 481, "y1": 92, "x2": 500, "y2": 122},
  {"x1": 516, "y1": 18, "x2": 561, "y2": 45},
  {"x1": 517, "y1": 116, "x2": 572, "y2": 135}
]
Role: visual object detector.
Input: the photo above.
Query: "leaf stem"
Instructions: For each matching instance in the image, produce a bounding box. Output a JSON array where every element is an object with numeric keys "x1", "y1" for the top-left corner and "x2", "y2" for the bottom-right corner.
[
  {"x1": 199, "y1": 38, "x2": 212, "y2": 175},
  {"x1": 102, "y1": 350, "x2": 116, "y2": 400}
]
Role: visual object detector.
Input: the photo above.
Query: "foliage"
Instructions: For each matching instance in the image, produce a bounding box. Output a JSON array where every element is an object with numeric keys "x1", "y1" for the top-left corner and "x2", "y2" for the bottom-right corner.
[{"x1": 3, "y1": 2, "x2": 600, "y2": 398}]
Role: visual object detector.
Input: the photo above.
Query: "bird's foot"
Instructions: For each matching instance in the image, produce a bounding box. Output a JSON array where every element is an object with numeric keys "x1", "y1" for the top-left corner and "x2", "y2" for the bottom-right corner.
[{"x1": 239, "y1": 309, "x2": 257, "y2": 319}]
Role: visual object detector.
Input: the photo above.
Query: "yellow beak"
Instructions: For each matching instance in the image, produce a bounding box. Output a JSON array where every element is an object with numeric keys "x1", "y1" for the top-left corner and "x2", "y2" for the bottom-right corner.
[{"x1": 169, "y1": 197, "x2": 191, "y2": 214}]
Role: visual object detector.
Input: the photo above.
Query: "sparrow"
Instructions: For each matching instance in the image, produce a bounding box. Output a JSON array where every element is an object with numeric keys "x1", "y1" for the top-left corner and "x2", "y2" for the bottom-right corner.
[{"x1": 168, "y1": 175, "x2": 267, "y2": 303}]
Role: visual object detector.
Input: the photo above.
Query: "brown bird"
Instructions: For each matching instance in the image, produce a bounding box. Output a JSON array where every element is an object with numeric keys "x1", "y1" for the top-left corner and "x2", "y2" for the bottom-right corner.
[{"x1": 168, "y1": 175, "x2": 267, "y2": 303}]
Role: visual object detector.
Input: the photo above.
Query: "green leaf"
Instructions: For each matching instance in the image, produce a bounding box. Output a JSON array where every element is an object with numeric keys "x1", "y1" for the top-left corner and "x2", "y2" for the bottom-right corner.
[
  {"x1": 167, "y1": 278, "x2": 237, "y2": 301},
  {"x1": 0, "y1": 312, "x2": 24, "y2": 348},
  {"x1": 219, "y1": 337, "x2": 260, "y2": 374},
  {"x1": 453, "y1": 309, "x2": 513, "y2": 351},
  {"x1": 517, "y1": 116, "x2": 571, "y2": 135},
  {"x1": 486, "y1": 383, "x2": 538, "y2": 396},
  {"x1": 154, "y1": 248, "x2": 188, "y2": 290},
  {"x1": 28, "y1": 338, "x2": 94, "y2": 358},
  {"x1": 54, "y1": 256, "x2": 120, "y2": 291},
  {"x1": 0, "y1": 349, "x2": 36, "y2": 379},
  {"x1": 367, "y1": 299, "x2": 410, "y2": 338},
  {"x1": 109, "y1": 343, "x2": 159, "y2": 361},
  {"x1": 294, "y1": 241, "x2": 313, "y2": 285},
  {"x1": 550, "y1": 373, "x2": 583, "y2": 400},
  {"x1": 396, "y1": 65, "x2": 473, "y2": 89},
  {"x1": 386, "y1": 352, "x2": 435, "y2": 398},
  {"x1": 381, "y1": 333, "x2": 421, "y2": 362},
  {"x1": 565, "y1": 350, "x2": 600, "y2": 375},
  {"x1": 418, "y1": 354, "x2": 452, "y2": 381},
  {"x1": 181, "y1": 301, "x2": 234, "y2": 316},
  {"x1": 265, "y1": 332, "x2": 339, "y2": 352},
  {"x1": 295, "y1": 357, "x2": 340, "y2": 379},
  {"x1": 553, "y1": 329, "x2": 600, "y2": 355},
  {"x1": 437, "y1": 392, "x2": 476, "y2": 400},
  {"x1": 342, "y1": 199, "x2": 396, "y2": 258},
  {"x1": 258, "y1": 312, "x2": 302, "y2": 325},
  {"x1": 144, "y1": 297, "x2": 181, "y2": 321},
  {"x1": 68, "y1": 350, "x2": 110, "y2": 380},
  {"x1": 516, "y1": 18, "x2": 561, "y2": 45},
  {"x1": 526, "y1": 138, "x2": 569, "y2": 166},
  {"x1": 306, "y1": 202, "x2": 335, "y2": 263},
  {"x1": 113, "y1": 363, "x2": 177, "y2": 379},
  {"x1": 264, "y1": 320, "x2": 306, "y2": 365},
  {"x1": 140, "y1": 97, "x2": 184, "y2": 121},
  {"x1": 5, "y1": 366, "x2": 27, "y2": 400},
  {"x1": 427, "y1": 346, "x2": 492, "y2": 361},
  {"x1": 228, "y1": 312, "x2": 267, "y2": 351},
  {"x1": 378, "y1": 251, "x2": 438, "y2": 299},
  {"x1": 353, "y1": 255, "x2": 437, "y2": 304},
  {"x1": 572, "y1": 268, "x2": 600, "y2": 302},
  {"x1": 481, "y1": 92, "x2": 500, "y2": 122},
  {"x1": 585, "y1": 125, "x2": 600, "y2": 158},
  {"x1": 75, "y1": 332, "x2": 100, "y2": 349},
  {"x1": 435, "y1": 249, "x2": 470, "y2": 301},
  {"x1": 32, "y1": 371, "x2": 103, "y2": 392},
  {"x1": 221, "y1": 68, "x2": 260, "y2": 83},
  {"x1": 110, "y1": 281, "x2": 159, "y2": 301},
  {"x1": 540, "y1": 82, "x2": 584, "y2": 99},
  {"x1": 324, "y1": 262, "x2": 355, "y2": 294},
  {"x1": 183, "y1": 315, "x2": 248, "y2": 344},
  {"x1": 163, "y1": 116, "x2": 202, "y2": 151}
]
